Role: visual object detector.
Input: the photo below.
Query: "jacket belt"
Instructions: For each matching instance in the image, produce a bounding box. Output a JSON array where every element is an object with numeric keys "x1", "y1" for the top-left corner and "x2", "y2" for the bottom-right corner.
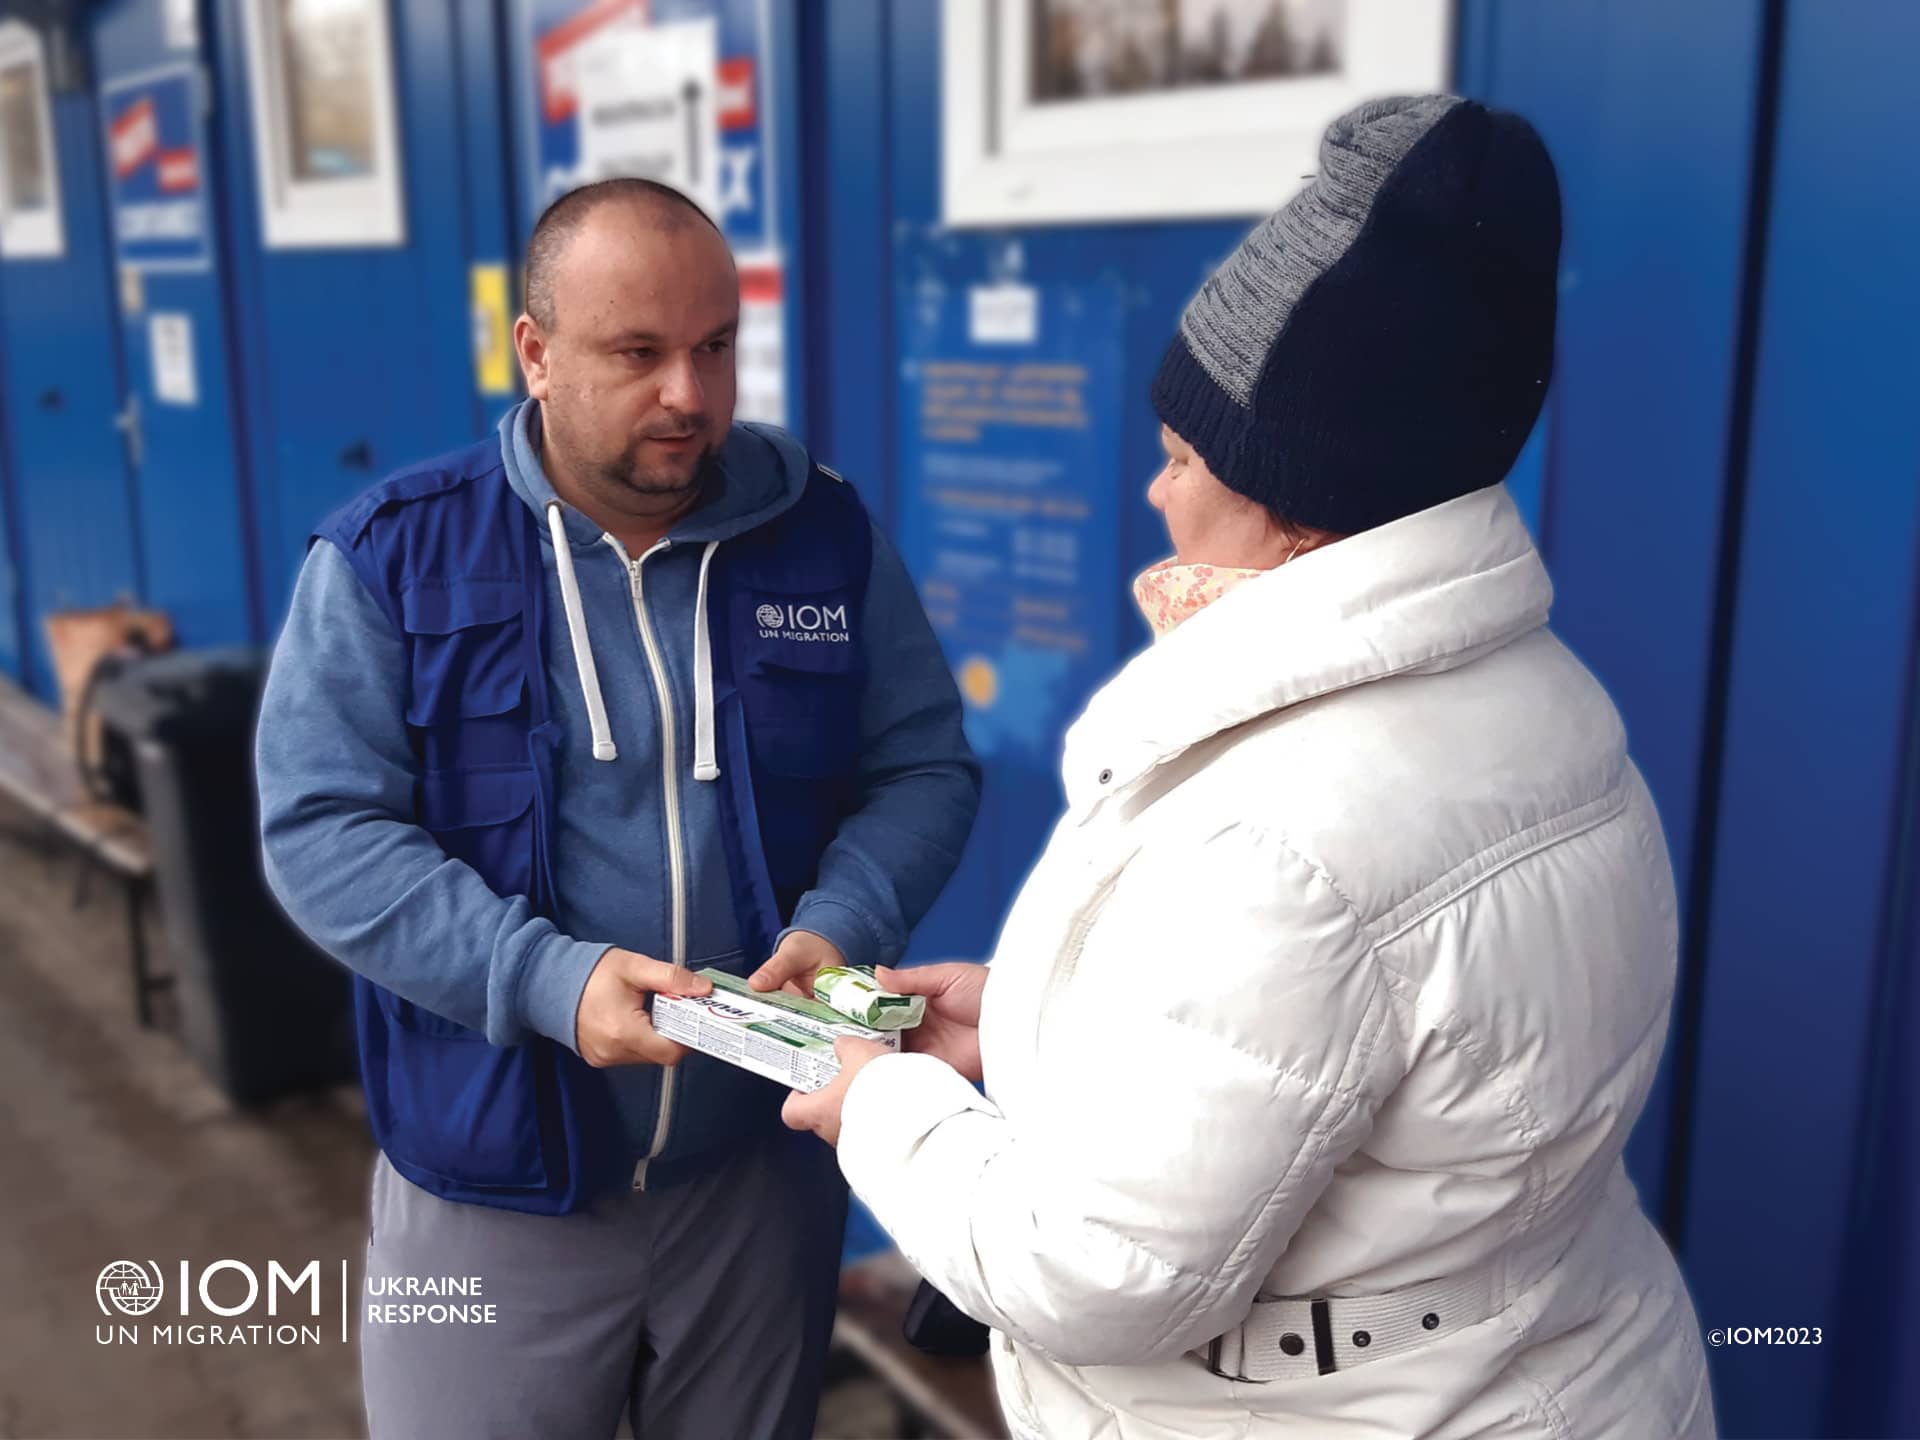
[
  {"x1": 1198, "y1": 1259, "x2": 1506, "y2": 1382},
  {"x1": 1197, "y1": 1172, "x2": 1638, "y2": 1383}
]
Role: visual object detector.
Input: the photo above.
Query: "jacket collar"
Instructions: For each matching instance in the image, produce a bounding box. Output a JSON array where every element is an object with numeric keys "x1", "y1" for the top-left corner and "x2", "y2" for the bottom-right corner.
[{"x1": 1062, "y1": 483, "x2": 1554, "y2": 812}]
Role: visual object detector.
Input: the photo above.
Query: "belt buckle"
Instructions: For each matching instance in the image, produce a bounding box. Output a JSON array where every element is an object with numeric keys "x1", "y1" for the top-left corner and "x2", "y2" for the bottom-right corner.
[
  {"x1": 1203, "y1": 1333, "x2": 1245, "y2": 1382},
  {"x1": 1309, "y1": 1298, "x2": 1337, "y2": 1375},
  {"x1": 1203, "y1": 1298, "x2": 1339, "y2": 1382}
]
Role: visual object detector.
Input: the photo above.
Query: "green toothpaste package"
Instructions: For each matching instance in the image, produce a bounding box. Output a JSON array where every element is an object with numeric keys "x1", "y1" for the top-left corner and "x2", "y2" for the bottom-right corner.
[
  {"x1": 651, "y1": 969, "x2": 903, "y2": 1093},
  {"x1": 813, "y1": 966, "x2": 927, "y2": 1030}
]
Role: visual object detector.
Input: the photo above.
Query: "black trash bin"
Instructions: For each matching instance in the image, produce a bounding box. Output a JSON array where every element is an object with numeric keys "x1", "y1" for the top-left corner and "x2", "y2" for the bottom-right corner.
[{"x1": 91, "y1": 647, "x2": 358, "y2": 1105}]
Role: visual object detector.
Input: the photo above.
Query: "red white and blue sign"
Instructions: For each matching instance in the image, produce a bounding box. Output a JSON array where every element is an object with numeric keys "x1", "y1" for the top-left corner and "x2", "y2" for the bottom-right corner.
[
  {"x1": 520, "y1": 0, "x2": 776, "y2": 254},
  {"x1": 101, "y1": 65, "x2": 209, "y2": 271}
]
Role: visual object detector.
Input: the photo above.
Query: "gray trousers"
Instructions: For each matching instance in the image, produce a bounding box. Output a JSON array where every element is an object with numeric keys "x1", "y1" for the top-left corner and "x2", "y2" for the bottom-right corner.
[{"x1": 360, "y1": 1126, "x2": 848, "y2": 1439}]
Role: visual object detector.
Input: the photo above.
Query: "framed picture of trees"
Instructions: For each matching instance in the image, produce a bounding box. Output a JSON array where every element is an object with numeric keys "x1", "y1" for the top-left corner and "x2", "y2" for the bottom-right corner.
[{"x1": 942, "y1": 0, "x2": 1452, "y2": 226}]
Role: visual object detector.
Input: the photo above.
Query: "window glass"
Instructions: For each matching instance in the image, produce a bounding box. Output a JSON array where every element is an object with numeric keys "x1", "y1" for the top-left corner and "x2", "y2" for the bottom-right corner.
[
  {"x1": 279, "y1": 0, "x2": 375, "y2": 180},
  {"x1": 0, "y1": 60, "x2": 50, "y2": 212}
]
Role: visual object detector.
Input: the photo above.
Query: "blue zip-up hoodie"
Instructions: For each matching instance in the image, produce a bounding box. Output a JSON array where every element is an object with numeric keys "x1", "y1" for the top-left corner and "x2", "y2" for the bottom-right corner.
[{"x1": 257, "y1": 400, "x2": 980, "y2": 1187}]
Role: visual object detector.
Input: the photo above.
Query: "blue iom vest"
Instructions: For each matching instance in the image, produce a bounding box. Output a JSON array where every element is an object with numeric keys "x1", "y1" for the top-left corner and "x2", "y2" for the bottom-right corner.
[{"x1": 314, "y1": 434, "x2": 872, "y2": 1214}]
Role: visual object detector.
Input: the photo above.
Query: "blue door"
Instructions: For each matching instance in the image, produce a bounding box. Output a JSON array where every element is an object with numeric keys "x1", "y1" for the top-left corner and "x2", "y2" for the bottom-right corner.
[
  {"x1": 0, "y1": 20, "x2": 142, "y2": 700},
  {"x1": 208, "y1": 0, "x2": 499, "y2": 623},
  {"x1": 91, "y1": 0, "x2": 259, "y2": 650},
  {"x1": 1456, "y1": 0, "x2": 1770, "y2": 1238}
]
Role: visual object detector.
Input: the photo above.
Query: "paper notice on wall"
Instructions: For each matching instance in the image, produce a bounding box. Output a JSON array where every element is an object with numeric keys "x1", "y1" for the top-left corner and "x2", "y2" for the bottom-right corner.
[
  {"x1": 735, "y1": 260, "x2": 785, "y2": 428},
  {"x1": 573, "y1": 18, "x2": 722, "y2": 222},
  {"x1": 968, "y1": 283, "x2": 1040, "y2": 345},
  {"x1": 897, "y1": 280, "x2": 1125, "y2": 765},
  {"x1": 163, "y1": 0, "x2": 197, "y2": 51},
  {"x1": 149, "y1": 312, "x2": 197, "y2": 406}
]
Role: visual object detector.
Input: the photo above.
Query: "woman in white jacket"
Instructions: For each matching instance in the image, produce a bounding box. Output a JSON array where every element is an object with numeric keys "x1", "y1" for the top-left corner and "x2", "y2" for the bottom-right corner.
[{"x1": 785, "y1": 95, "x2": 1717, "y2": 1439}]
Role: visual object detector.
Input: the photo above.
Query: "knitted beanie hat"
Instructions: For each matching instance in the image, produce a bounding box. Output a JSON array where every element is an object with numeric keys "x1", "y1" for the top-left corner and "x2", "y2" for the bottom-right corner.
[{"x1": 1150, "y1": 94, "x2": 1562, "y2": 535}]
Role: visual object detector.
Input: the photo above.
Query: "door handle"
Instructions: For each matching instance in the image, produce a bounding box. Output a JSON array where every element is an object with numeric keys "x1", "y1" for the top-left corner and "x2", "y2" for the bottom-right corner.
[
  {"x1": 113, "y1": 394, "x2": 144, "y2": 470},
  {"x1": 38, "y1": 388, "x2": 62, "y2": 410},
  {"x1": 339, "y1": 440, "x2": 372, "y2": 471}
]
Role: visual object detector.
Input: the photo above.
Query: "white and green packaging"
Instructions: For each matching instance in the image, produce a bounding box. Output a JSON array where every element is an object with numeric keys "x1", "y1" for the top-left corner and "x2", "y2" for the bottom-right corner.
[
  {"x1": 813, "y1": 966, "x2": 926, "y2": 1030},
  {"x1": 651, "y1": 969, "x2": 903, "y2": 1093}
]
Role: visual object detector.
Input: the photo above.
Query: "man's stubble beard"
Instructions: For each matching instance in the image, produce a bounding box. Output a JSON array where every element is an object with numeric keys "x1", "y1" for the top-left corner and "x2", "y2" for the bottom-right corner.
[
  {"x1": 594, "y1": 438, "x2": 723, "y2": 501},
  {"x1": 540, "y1": 394, "x2": 720, "y2": 508}
]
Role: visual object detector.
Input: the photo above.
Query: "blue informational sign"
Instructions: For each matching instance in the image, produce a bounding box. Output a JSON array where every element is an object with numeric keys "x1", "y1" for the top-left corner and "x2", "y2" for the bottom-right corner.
[
  {"x1": 99, "y1": 65, "x2": 209, "y2": 271},
  {"x1": 521, "y1": 0, "x2": 776, "y2": 254},
  {"x1": 896, "y1": 280, "x2": 1125, "y2": 767}
]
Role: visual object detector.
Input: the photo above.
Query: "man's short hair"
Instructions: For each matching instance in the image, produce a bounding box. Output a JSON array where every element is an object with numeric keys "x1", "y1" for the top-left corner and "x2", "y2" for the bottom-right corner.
[{"x1": 523, "y1": 178, "x2": 723, "y2": 330}]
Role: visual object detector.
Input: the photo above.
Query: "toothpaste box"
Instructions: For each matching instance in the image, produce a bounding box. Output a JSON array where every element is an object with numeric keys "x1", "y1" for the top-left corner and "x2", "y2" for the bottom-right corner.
[{"x1": 652, "y1": 969, "x2": 902, "y2": 1093}]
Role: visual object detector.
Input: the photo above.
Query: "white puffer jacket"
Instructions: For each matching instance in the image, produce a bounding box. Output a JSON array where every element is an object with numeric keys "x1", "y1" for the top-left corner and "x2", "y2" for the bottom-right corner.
[{"x1": 839, "y1": 484, "x2": 1717, "y2": 1439}]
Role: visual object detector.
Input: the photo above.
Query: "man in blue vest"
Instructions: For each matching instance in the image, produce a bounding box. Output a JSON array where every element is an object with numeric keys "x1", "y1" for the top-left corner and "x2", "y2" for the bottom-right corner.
[{"x1": 256, "y1": 178, "x2": 980, "y2": 1439}]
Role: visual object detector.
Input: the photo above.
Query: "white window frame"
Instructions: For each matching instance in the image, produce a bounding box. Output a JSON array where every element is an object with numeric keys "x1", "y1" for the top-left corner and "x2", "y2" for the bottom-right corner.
[
  {"x1": 943, "y1": 0, "x2": 1454, "y2": 227},
  {"x1": 239, "y1": 0, "x2": 407, "y2": 248},
  {"x1": 0, "y1": 20, "x2": 66, "y2": 259}
]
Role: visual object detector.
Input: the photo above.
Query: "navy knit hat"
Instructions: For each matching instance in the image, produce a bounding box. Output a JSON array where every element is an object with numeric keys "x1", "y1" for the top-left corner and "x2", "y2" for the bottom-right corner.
[{"x1": 1150, "y1": 95, "x2": 1562, "y2": 535}]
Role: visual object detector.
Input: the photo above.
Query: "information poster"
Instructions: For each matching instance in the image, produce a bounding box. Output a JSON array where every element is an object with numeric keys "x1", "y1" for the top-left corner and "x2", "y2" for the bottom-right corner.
[
  {"x1": 529, "y1": 0, "x2": 774, "y2": 251},
  {"x1": 100, "y1": 67, "x2": 209, "y2": 272},
  {"x1": 148, "y1": 312, "x2": 198, "y2": 406},
  {"x1": 573, "y1": 18, "x2": 721, "y2": 218},
  {"x1": 897, "y1": 280, "x2": 1125, "y2": 766},
  {"x1": 524, "y1": 0, "x2": 785, "y2": 422}
]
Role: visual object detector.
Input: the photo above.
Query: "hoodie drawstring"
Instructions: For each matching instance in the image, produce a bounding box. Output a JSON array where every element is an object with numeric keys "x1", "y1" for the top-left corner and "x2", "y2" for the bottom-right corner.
[
  {"x1": 692, "y1": 541, "x2": 721, "y2": 783},
  {"x1": 546, "y1": 499, "x2": 721, "y2": 781},
  {"x1": 546, "y1": 500, "x2": 619, "y2": 762}
]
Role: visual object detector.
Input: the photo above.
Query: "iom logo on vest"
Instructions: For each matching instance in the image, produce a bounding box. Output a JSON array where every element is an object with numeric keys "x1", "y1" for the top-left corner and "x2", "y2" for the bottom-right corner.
[{"x1": 755, "y1": 600, "x2": 851, "y2": 644}]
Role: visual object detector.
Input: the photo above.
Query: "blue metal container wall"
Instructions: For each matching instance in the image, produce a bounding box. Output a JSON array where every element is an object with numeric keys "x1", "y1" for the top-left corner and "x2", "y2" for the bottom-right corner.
[
  {"x1": 456, "y1": 0, "x2": 522, "y2": 437},
  {"x1": 208, "y1": 0, "x2": 489, "y2": 624},
  {"x1": 0, "y1": 84, "x2": 143, "y2": 700},
  {"x1": 91, "y1": 0, "x2": 260, "y2": 650},
  {"x1": 1457, "y1": 0, "x2": 1769, "y2": 1231},
  {"x1": 1684, "y1": 2, "x2": 1920, "y2": 1434},
  {"x1": 1831, "y1": 735, "x2": 1920, "y2": 1433},
  {"x1": 0, "y1": 418, "x2": 21, "y2": 680}
]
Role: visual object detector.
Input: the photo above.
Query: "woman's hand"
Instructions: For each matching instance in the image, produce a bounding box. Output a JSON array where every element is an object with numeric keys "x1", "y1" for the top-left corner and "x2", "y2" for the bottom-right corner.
[
  {"x1": 878, "y1": 962, "x2": 988, "y2": 1083},
  {"x1": 782, "y1": 1037, "x2": 892, "y2": 1147}
]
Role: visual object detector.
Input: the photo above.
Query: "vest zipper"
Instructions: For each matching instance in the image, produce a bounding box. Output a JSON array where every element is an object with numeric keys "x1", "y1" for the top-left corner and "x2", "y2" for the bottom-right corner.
[{"x1": 605, "y1": 537, "x2": 688, "y2": 1191}]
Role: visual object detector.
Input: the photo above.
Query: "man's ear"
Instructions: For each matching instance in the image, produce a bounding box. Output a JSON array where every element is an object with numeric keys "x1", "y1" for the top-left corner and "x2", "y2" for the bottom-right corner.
[{"x1": 513, "y1": 313, "x2": 551, "y2": 400}]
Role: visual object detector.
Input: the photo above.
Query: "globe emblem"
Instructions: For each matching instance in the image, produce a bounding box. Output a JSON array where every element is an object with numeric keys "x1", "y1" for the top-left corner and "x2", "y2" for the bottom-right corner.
[
  {"x1": 97, "y1": 1261, "x2": 164, "y2": 1317},
  {"x1": 755, "y1": 604, "x2": 784, "y2": 629}
]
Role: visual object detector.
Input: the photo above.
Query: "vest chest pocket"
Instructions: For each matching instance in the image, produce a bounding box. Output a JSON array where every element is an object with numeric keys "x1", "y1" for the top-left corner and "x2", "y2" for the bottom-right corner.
[
  {"x1": 401, "y1": 579, "x2": 527, "y2": 771},
  {"x1": 737, "y1": 585, "x2": 865, "y2": 779}
]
